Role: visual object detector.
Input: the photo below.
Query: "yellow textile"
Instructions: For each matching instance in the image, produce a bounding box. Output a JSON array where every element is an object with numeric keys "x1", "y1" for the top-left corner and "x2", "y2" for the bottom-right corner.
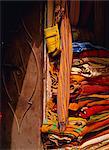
[
  {"x1": 69, "y1": 100, "x2": 91, "y2": 111},
  {"x1": 46, "y1": 99, "x2": 58, "y2": 123},
  {"x1": 70, "y1": 74, "x2": 85, "y2": 83},
  {"x1": 41, "y1": 117, "x2": 87, "y2": 137},
  {"x1": 44, "y1": 24, "x2": 61, "y2": 56}
]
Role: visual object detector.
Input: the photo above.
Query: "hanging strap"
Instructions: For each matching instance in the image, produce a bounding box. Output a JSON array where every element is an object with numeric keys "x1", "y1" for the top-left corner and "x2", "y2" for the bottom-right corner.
[
  {"x1": 47, "y1": 0, "x2": 54, "y2": 27},
  {"x1": 57, "y1": 1, "x2": 73, "y2": 132}
]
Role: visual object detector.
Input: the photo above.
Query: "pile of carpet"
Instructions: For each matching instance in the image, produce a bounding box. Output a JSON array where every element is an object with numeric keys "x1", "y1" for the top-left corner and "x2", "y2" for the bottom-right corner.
[{"x1": 41, "y1": 42, "x2": 109, "y2": 150}]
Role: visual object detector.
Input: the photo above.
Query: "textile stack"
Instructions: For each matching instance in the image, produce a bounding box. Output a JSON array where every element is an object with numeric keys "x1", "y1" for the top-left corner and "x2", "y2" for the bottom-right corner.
[
  {"x1": 41, "y1": 1, "x2": 109, "y2": 149},
  {"x1": 41, "y1": 42, "x2": 109, "y2": 149}
]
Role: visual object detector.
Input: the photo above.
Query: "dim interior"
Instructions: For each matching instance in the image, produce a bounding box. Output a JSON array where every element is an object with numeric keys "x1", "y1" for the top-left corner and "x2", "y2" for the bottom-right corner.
[{"x1": 1, "y1": 1, "x2": 109, "y2": 150}]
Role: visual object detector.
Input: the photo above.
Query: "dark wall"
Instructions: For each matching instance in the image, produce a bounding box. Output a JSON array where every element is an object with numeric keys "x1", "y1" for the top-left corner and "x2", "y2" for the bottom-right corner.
[
  {"x1": 94, "y1": 1, "x2": 109, "y2": 48},
  {"x1": 104, "y1": 2, "x2": 109, "y2": 48},
  {"x1": 1, "y1": 1, "x2": 44, "y2": 149}
]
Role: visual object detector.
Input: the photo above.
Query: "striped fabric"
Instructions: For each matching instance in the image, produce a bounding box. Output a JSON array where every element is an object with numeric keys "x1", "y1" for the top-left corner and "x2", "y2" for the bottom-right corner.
[{"x1": 57, "y1": 2, "x2": 73, "y2": 131}]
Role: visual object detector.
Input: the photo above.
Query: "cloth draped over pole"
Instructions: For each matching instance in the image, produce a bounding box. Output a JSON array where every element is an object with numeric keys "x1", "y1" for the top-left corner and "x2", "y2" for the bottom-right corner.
[
  {"x1": 45, "y1": 0, "x2": 73, "y2": 132},
  {"x1": 56, "y1": 1, "x2": 73, "y2": 132}
]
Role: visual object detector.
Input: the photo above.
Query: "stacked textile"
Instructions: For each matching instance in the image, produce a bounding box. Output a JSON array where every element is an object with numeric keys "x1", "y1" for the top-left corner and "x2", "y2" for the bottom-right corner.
[{"x1": 41, "y1": 42, "x2": 109, "y2": 149}]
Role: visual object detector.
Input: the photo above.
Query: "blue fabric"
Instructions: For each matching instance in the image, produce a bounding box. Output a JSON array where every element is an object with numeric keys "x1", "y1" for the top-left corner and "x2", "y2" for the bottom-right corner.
[{"x1": 73, "y1": 42, "x2": 108, "y2": 53}]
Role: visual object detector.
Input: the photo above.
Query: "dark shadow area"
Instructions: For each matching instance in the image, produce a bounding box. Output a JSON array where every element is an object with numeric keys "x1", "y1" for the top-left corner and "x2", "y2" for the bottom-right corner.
[{"x1": 1, "y1": 1, "x2": 44, "y2": 149}]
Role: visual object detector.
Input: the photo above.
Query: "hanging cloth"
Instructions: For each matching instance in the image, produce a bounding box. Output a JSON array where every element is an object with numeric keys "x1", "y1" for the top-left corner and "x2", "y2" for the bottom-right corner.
[
  {"x1": 69, "y1": 0, "x2": 80, "y2": 27},
  {"x1": 44, "y1": 0, "x2": 61, "y2": 57},
  {"x1": 55, "y1": 0, "x2": 65, "y2": 23},
  {"x1": 57, "y1": 1, "x2": 73, "y2": 132},
  {"x1": 47, "y1": 0, "x2": 54, "y2": 28}
]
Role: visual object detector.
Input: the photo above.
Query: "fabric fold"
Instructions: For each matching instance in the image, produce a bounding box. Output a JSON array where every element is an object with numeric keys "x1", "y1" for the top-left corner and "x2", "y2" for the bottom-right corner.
[{"x1": 57, "y1": 1, "x2": 73, "y2": 131}]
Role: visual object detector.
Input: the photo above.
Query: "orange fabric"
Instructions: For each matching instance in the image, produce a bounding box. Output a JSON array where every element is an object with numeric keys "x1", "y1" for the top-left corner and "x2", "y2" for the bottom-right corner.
[
  {"x1": 80, "y1": 118, "x2": 109, "y2": 137},
  {"x1": 57, "y1": 1, "x2": 73, "y2": 131},
  {"x1": 87, "y1": 99, "x2": 109, "y2": 107},
  {"x1": 64, "y1": 129, "x2": 79, "y2": 137},
  {"x1": 70, "y1": 74, "x2": 85, "y2": 83},
  {"x1": 93, "y1": 129, "x2": 109, "y2": 138},
  {"x1": 81, "y1": 129, "x2": 109, "y2": 144},
  {"x1": 69, "y1": 103, "x2": 79, "y2": 111},
  {"x1": 69, "y1": 100, "x2": 92, "y2": 111},
  {"x1": 69, "y1": 99, "x2": 109, "y2": 111}
]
